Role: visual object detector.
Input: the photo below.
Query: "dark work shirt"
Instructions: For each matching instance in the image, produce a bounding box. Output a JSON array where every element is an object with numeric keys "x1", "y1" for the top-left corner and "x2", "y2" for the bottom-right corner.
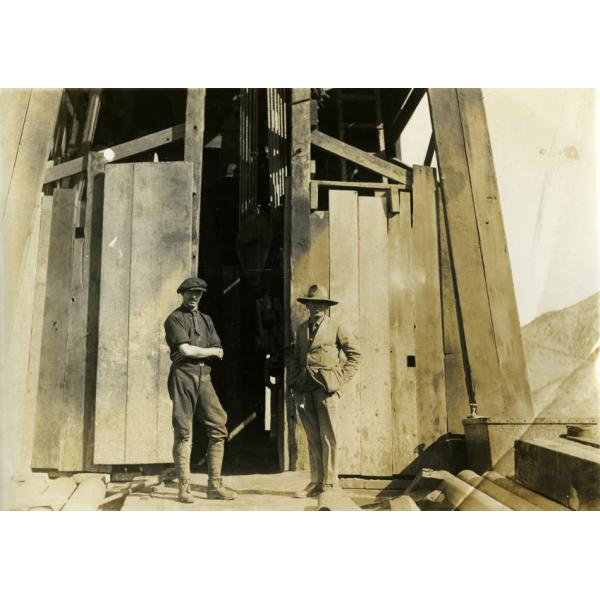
[{"x1": 164, "y1": 305, "x2": 222, "y2": 373}]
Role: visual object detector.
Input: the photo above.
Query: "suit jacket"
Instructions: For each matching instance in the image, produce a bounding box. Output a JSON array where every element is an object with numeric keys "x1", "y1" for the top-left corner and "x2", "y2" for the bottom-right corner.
[{"x1": 290, "y1": 315, "x2": 361, "y2": 394}]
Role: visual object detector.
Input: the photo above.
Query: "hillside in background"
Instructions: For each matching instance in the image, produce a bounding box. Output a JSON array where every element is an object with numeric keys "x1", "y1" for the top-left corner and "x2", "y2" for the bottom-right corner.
[{"x1": 521, "y1": 292, "x2": 599, "y2": 419}]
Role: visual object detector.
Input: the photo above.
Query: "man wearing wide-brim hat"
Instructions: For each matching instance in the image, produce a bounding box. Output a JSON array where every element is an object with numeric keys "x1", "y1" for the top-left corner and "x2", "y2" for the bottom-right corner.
[
  {"x1": 290, "y1": 284, "x2": 361, "y2": 498},
  {"x1": 164, "y1": 277, "x2": 237, "y2": 503}
]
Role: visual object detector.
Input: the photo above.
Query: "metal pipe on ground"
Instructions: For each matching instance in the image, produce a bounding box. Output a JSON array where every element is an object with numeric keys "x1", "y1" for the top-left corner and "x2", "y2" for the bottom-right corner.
[
  {"x1": 421, "y1": 469, "x2": 511, "y2": 511},
  {"x1": 483, "y1": 470, "x2": 569, "y2": 511},
  {"x1": 99, "y1": 411, "x2": 258, "y2": 508},
  {"x1": 457, "y1": 470, "x2": 540, "y2": 511}
]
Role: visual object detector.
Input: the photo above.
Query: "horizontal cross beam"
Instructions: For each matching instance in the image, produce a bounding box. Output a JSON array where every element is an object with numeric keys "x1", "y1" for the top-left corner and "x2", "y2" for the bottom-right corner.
[
  {"x1": 44, "y1": 123, "x2": 186, "y2": 184},
  {"x1": 311, "y1": 130, "x2": 411, "y2": 184}
]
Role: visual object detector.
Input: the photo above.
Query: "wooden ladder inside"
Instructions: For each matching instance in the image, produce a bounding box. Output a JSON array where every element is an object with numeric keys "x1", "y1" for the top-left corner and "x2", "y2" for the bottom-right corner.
[{"x1": 335, "y1": 89, "x2": 387, "y2": 183}]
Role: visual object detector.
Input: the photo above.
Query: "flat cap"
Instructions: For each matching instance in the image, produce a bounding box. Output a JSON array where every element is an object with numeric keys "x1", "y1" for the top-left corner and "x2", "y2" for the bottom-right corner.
[{"x1": 177, "y1": 277, "x2": 208, "y2": 294}]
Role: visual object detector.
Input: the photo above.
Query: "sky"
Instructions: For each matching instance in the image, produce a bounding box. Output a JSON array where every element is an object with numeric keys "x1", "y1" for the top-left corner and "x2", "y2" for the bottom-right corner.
[{"x1": 401, "y1": 89, "x2": 598, "y2": 326}]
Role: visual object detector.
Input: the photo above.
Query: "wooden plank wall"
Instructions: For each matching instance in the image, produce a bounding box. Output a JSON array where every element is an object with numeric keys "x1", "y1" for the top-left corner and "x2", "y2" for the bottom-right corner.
[
  {"x1": 94, "y1": 163, "x2": 193, "y2": 464},
  {"x1": 429, "y1": 89, "x2": 532, "y2": 419},
  {"x1": 325, "y1": 182, "x2": 447, "y2": 476}
]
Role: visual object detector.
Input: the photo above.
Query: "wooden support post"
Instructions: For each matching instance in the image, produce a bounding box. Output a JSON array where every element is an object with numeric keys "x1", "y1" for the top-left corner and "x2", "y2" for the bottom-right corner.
[
  {"x1": 429, "y1": 89, "x2": 507, "y2": 418},
  {"x1": 429, "y1": 88, "x2": 532, "y2": 419},
  {"x1": 456, "y1": 89, "x2": 532, "y2": 417},
  {"x1": 388, "y1": 88, "x2": 427, "y2": 159},
  {"x1": 287, "y1": 88, "x2": 313, "y2": 470},
  {"x1": 82, "y1": 152, "x2": 108, "y2": 470},
  {"x1": 32, "y1": 189, "x2": 78, "y2": 470},
  {"x1": 185, "y1": 88, "x2": 206, "y2": 275},
  {"x1": 424, "y1": 133, "x2": 435, "y2": 166}
]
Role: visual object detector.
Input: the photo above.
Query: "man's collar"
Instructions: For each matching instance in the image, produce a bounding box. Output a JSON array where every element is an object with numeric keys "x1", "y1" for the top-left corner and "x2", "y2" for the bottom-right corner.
[
  {"x1": 180, "y1": 304, "x2": 200, "y2": 314},
  {"x1": 309, "y1": 314, "x2": 325, "y2": 326}
]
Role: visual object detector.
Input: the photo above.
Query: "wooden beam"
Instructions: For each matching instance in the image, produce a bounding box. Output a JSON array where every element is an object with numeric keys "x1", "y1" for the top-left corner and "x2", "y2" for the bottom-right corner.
[
  {"x1": 428, "y1": 89, "x2": 506, "y2": 416},
  {"x1": 424, "y1": 132, "x2": 435, "y2": 166},
  {"x1": 311, "y1": 179, "x2": 409, "y2": 191},
  {"x1": 32, "y1": 189, "x2": 77, "y2": 470},
  {"x1": 43, "y1": 123, "x2": 185, "y2": 184},
  {"x1": 388, "y1": 88, "x2": 428, "y2": 156},
  {"x1": 456, "y1": 89, "x2": 532, "y2": 418},
  {"x1": 311, "y1": 130, "x2": 410, "y2": 184},
  {"x1": 184, "y1": 89, "x2": 206, "y2": 275},
  {"x1": 287, "y1": 88, "x2": 313, "y2": 471}
]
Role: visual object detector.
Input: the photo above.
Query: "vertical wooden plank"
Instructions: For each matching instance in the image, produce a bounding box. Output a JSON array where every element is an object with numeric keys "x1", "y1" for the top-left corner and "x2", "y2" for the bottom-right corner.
[
  {"x1": 94, "y1": 163, "x2": 133, "y2": 464},
  {"x1": 287, "y1": 88, "x2": 312, "y2": 470},
  {"x1": 412, "y1": 166, "x2": 447, "y2": 448},
  {"x1": 83, "y1": 153, "x2": 108, "y2": 471},
  {"x1": 438, "y1": 188, "x2": 470, "y2": 433},
  {"x1": 308, "y1": 209, "x2": 329, "y2": 288},
  {"x1": 388, "y1": 189, "x2": 418, "y2": 473},
  {"x1": 125, "y1": 164, "x2": 163, "y2": 463},
  {"x1": 185, "y1": 88, "x2": 205, "y2": 275},
  {"x1": 329, "y1": 190, "x2": 361, "y2": 474},
  {"x1": 32, "y1": 189, "x2": 76, "y2": 469},
  {"x1": 358, "y1": 193, "x2": 392, "y2": 476},
  {"x1": 456, "y1": 88, "x2": 532, "y2": 418},
  {"x1": 428, "y1": 89, "x2": 506, "y2": 416},
  {"x1": 157, "y1": 162, "x2": 193, "y2": 462},
  {"x1": 23, "y1": 196, "x2": 53, "y2": 470}
]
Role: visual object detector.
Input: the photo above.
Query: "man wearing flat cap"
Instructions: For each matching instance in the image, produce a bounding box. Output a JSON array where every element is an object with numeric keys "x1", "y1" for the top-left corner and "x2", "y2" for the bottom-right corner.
[
  {"x1": 290, "y1": 284, "x2": 361, "y2": 498},
  {"x1": 164, "y1": 277, "x2": 237, "y2": 503}
]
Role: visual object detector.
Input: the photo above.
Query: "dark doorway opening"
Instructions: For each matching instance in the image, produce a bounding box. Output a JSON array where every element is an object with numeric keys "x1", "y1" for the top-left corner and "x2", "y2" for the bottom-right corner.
[{"x1": 192, "y1": 89, "x2": 285, "y2": 475}]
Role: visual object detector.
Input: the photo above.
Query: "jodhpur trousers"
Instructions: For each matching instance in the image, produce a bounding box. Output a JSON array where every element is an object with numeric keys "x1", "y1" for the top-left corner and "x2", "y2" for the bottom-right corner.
[
  {"x1": 297, "y1": 385, "x2": 339, "y2": 486},
  {"x1": 167, "y1": 362, "x2": 228, "y2": 481}
]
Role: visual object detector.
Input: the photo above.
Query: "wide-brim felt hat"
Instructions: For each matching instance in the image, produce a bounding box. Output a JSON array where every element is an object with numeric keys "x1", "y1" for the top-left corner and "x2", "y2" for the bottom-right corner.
[
  {"x1": 177, "y1": 277, "x2": 208, "y2": 294},
  {"x1": 297, "y1": 284, "x2": 338, "y2": 305}
]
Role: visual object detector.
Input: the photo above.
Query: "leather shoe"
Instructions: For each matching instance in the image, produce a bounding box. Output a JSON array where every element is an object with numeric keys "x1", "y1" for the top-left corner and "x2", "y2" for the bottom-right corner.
[{"x1": 294, "y1": 482, "x2": 322, "y2": 498}]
